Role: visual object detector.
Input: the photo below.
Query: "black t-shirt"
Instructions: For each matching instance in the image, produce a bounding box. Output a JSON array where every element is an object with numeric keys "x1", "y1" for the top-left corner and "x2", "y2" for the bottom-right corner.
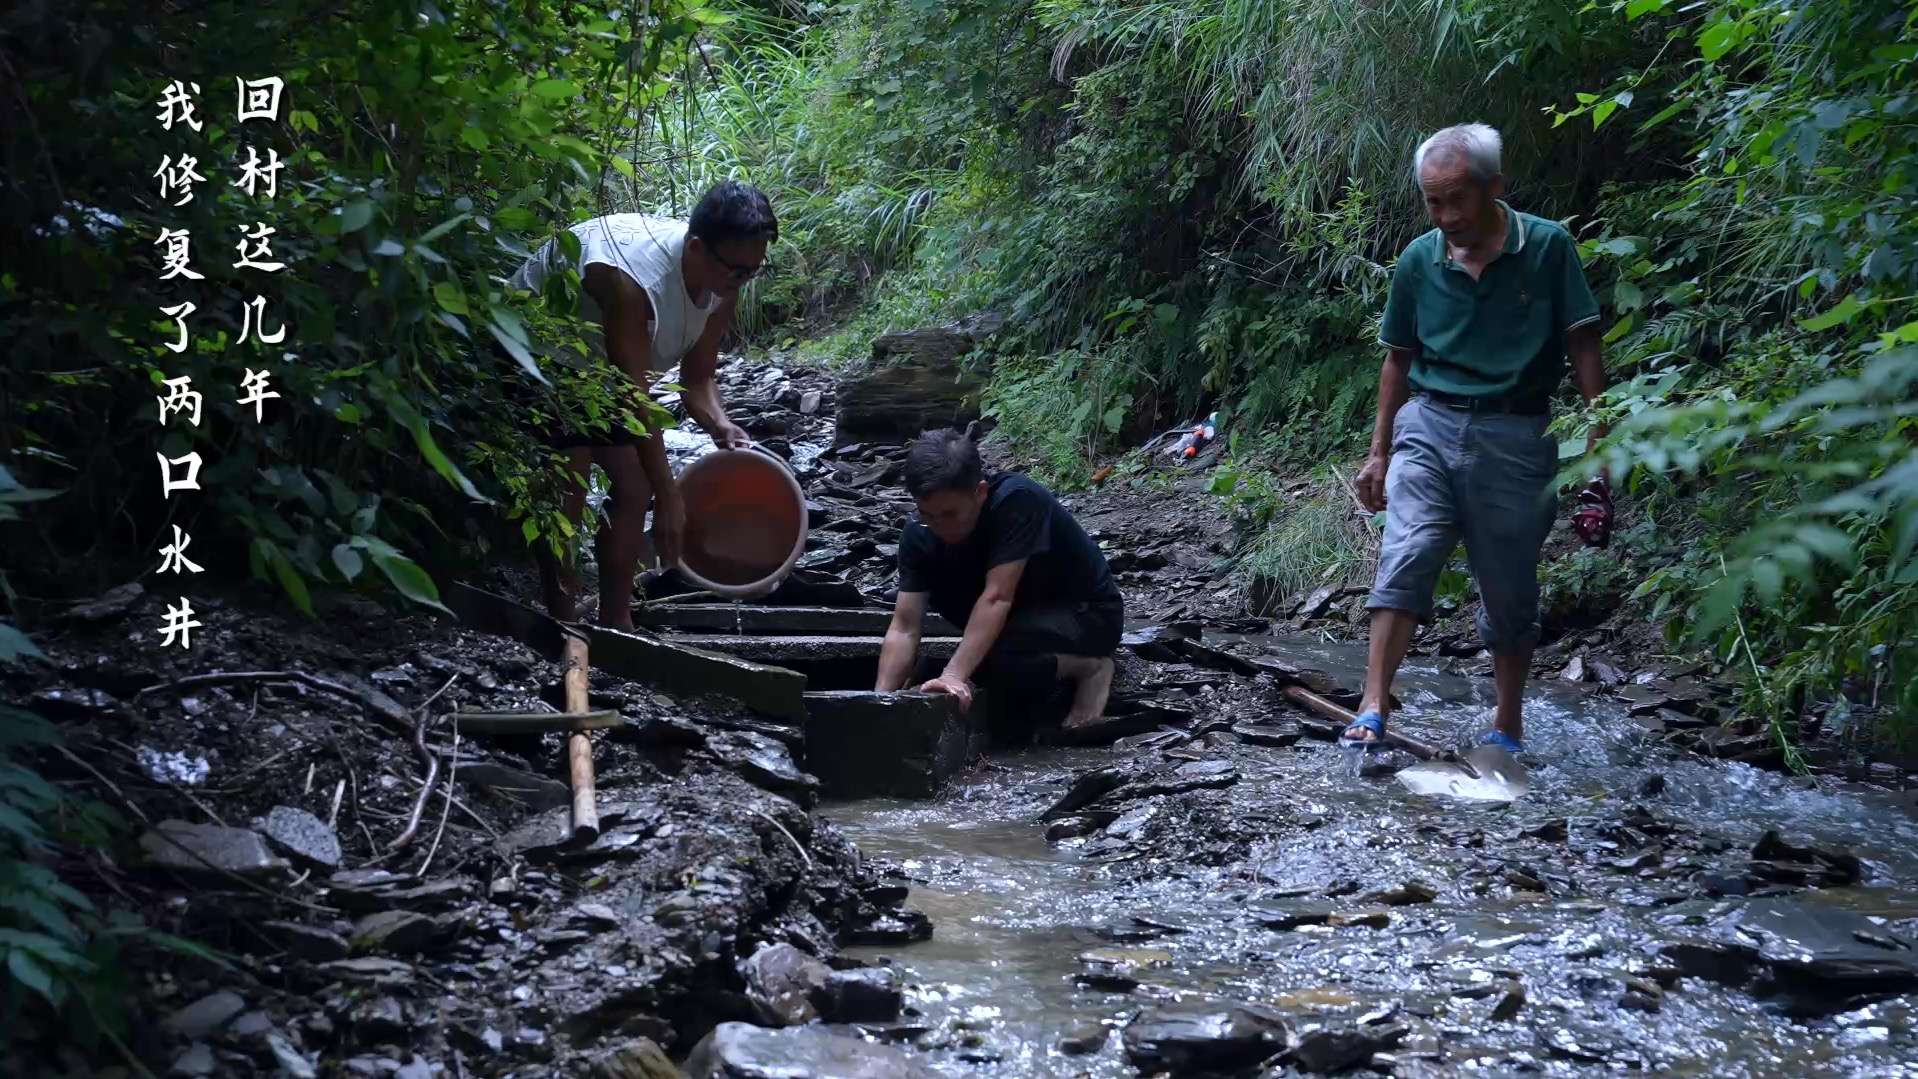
[{"x1": 897, "y1": 472, "x2": 1122, "y2": 628}]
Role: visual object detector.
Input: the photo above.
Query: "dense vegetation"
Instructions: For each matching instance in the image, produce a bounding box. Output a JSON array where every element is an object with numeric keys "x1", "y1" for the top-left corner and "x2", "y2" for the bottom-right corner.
[
  {"x1": 1, "y1": 0, "x2": 1914, "y2": 1062},
  {"x1": 670, "y1": 0, "x2": 1918, "y2": 754}
]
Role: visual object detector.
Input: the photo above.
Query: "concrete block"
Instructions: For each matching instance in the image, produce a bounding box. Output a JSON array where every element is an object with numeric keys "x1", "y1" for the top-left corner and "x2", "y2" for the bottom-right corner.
[
  {"x1": 586, "y1": 626, "x2": 808, "y2": 721},
  {"x1": 633, "y1": 605, "x2": 957, "y2": 637},
  {"x1": 801, "y1": 690, "x2": 986, "y2": 799}
]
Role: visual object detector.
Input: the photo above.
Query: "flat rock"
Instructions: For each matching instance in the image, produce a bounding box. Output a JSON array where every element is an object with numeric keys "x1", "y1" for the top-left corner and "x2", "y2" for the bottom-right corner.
[
  {"x1": 1286, "y1": 1024, "x2": 1407, "y2": 1073},
  {"x1": 596, "y1": 1037, "x2": 683, "y2": 1079},
  {"x1": 743, "y1": 943, "x2": 830, "y2": 1027},
  {"x1": 1060, "y1": 1022, "x2": 1109, "y2": 1055},
  {"x1": 1233, "y1": 723, "x2": 1302, "y2": 748},
  {"x1": 1122, "y1": 1002, "x2": 1289, "y2": 1075},
  {"x1": 169, "y1": 1042, "x2": 215, "y2": 1076},
  {"x1": 258, "y1": 806, "x2": 341, "y2": 870},
  {"x1": 67, "y1": 582, "x2": 145, "y2": 622},
  {"x1": 141, "y1": 821, "x2": 289, "y2": 877},
  {"x1": 454, "y1": 761, "x2": 571, "y2": 811},
  {"x1": 259, "y1": 919, "x2": 350, "y2": 961},
  {"x1": 352, "y1": 910, "x2": 440, "y2": 956},
  {"x1": 162, "y1": 989, "x2": 247, "y2": 1039},
  {"x1": 684, "y1": 1022, "x2": 940, "y2": 1079},
  {"x1": 708, "y1": 730, "x2": 819, "y2": 806},
  {"x1": 813, "y1": 967, "x2": 903, "y2": 1023}
]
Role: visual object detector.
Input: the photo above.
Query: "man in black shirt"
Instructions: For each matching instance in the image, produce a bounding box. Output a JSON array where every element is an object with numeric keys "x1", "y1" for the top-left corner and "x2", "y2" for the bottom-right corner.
[{"x1": 875, "y1": 429, "x2": 1125, "y2": 728}]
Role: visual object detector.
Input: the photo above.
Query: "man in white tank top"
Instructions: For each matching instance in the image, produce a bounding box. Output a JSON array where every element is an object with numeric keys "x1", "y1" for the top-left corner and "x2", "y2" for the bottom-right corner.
[{"x1": 508, "y1": 181, "x2": 774, "y2": 630}]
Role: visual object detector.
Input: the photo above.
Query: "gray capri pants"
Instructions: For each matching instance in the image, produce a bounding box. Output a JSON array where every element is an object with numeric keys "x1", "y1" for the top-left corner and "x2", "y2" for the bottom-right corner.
[{"x1": 1367, "y1": 394, "x2": 1558, "y2": 654}]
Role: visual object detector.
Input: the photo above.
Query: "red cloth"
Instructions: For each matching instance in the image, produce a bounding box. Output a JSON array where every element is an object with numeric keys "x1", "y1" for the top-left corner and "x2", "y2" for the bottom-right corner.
[{"x1": 1572, "y1": 477, "x2": 1614, "y2": 549}]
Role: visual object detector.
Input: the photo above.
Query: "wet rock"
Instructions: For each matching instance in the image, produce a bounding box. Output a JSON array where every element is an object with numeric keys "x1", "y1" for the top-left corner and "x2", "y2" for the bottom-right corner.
[
  {"x1": 834, "y1": 317, "x2": 997, "y2": 446},
  {"x1": 229, "y1": 1010, "x2": 275, "y2": 1038},
  {"x1": 1060, "y1": 1021, "x2": 1109, "y2": 1055},
  {"x1": 596, "y1": 1037, "x2": 684, "y2": 1078},
  {"x1": 1638, "y1": 773, "x2": 1667, "y2": 798},
  {"x1": 684, "y1": 1021, "x2": 940, "y2": 1078},
  {"x1": 1558, "y1": 656, "x2": 1586, "y2": 682},
  {"x1": 141, "y1": 821, "x2": 290, "y2": 877},
  {"x1": 1122, "y1": 1002, "x2": 1289, "y2": 1075},
  {"x1": 1116, "y1": 759, "x2": 1239, "y2": 801},
  {"x1": 348, "y1": 996, "x2": 409, "y2": 1042},
  {"x1": 1328, "y1": 910, "x2": 1391, "y2": 930},
  {"x1": 258, "y1": 806, "x2": 341, "y2": 870},
  {"x1": 260, "y1": 919, "x2": 350, "y2": 961},
  {"x1": 1750, "y1": 829, "x2": 1863, "y2": 885},
  {"x1": 1490, "y1": 981, "x2": 1526, "y2": 1021},
  {"x1": 707, "y1": 730, "x2": 819, "y2": 806},
  {"x1": 1046, "y1": 812, "x2": 1118, "y2": 842},
  {"x1": 1360, "y1": 880, "x2": 1438, "y2": 906},
  {"x1": 813, "y1": 967, "x2": 903, "y2": 1023},
  {"x1": 1043, "y1": 765, "x2": 1137, "y2": 820},
  {"x1": 163, "y1": 989, "x2": 247, "y2": 1039},
  {"x1": 1286, "y1": 1024, "x2": 1407, "y2": 1074},
  {"x1": 843, "y1": 907, "x2": 934, "y2": 946},
  {"x1": 1614, "y1": 684, "x2": 1673, "y2": 715},
  {"x1": 351, "y1": 910, "x2": 440, "y2": 956},
  {"x1": 1233, "y1": 723, "x2": 1303, "y2": 748},
  {"x1": 265, "y1": 1031, "x2": 318, "y2": 1077},
  {"x1": 318, "y1": 957, "x2": 418, "y2": 988},
  {"x1": 743, "y1": 943, "x2": 830, "y2": 1027},
  {"x1": 1251, "y1": 907, "x2": 1332, "y2": 931}
]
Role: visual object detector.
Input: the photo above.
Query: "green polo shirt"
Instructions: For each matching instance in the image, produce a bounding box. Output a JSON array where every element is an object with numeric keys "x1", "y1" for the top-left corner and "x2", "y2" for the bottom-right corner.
[{"x1": 1377, "y1": 203, "x2": 1601, "y2": 400}]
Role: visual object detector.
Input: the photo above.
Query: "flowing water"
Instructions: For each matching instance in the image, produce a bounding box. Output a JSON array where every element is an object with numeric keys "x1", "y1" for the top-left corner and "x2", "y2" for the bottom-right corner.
[{"x1": 825, "y1": 636, "x2": 1918, "y2": 1077}]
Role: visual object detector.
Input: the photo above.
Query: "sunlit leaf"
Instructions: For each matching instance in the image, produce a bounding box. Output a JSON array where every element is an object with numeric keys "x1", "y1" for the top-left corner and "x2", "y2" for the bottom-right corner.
[{"x1": 1798, "y1": 294, "x2": 1863, "y2": 331}]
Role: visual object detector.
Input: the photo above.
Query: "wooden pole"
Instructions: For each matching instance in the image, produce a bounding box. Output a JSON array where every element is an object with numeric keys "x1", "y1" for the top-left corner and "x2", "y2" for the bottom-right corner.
[
  {"x1": 562, "y1": 633, "x2": 599, "y2": 843},
  {"x1": 1279, "y1": 684, "x2": 1443, "y2": 761}
]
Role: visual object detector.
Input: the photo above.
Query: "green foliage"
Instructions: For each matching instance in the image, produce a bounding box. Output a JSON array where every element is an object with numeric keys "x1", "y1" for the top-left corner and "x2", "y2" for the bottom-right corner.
[{"x1": 2, "y1": 0, "x2": 696, "y2": 608}]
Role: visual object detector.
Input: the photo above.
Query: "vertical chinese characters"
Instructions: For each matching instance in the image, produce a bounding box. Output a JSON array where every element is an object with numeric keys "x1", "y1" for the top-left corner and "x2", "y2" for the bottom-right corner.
[
  {"x1": 153, "y1": 80, "x2": 205, "y2": 649},
  {"x1": 234, "y1": 77, "x2": 288, "y2": 426}
]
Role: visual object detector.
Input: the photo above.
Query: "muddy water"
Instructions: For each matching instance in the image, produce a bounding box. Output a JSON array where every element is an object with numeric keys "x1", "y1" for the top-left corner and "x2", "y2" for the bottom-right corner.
[{"x1": 826, "y1": 637, "x2": 1918, "y2": 1076}]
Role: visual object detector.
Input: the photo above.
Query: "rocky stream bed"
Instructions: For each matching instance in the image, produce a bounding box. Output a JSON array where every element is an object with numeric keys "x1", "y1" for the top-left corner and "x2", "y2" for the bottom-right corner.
[{"x1": 11, "y1": 331, "x2": 1918, "y2": 1077}]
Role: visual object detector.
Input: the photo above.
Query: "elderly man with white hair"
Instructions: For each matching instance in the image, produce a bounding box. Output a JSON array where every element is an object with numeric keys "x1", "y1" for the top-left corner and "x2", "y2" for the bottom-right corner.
[{"x1": 1340, "y1": 122, "x2": 1613, "y2": 758}]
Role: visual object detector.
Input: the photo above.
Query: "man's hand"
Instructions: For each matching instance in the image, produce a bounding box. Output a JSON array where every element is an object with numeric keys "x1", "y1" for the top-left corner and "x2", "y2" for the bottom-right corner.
[
  {"x1": 918, "y1": 674, "x2": 973, "y2": 712},
  {"x1": 711, "y1": 418, "x2": 751, "y2": 451},
  {"x1": 1355, "y1": 452, "x2": 1389, "y2": 513},
  {"x1": 651, "y1": 486, "x2": 686, "y2": 568}
]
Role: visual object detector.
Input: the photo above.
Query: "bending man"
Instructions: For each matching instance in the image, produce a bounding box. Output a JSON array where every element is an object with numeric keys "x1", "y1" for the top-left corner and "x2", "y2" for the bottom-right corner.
[
  {"x1": 1342, "y1": 123, "x2": 1610, "y2": 757},
  {"x1": 508, "y1": 181, "x2": 773, "y2": 630},
  {"x1": 876, "y1": 430, "x2": 1124, "y2": 730}
]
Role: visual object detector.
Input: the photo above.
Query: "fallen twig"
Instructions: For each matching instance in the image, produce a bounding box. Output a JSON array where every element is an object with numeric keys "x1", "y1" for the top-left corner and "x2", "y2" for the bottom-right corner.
[
  {"x1": 448, "y1": 709, "x2": 622, "y2": 734},
  {"x1": 387, "y1": 675, "x2": 459, "y2": 852},
  {"x1": 752, "y1": 808, "x2": 812, "y2": 873},
  {"x1": 415, "y1": 723, "x2": 461, "y2": 879},
  {"x1": 136, "y1": 670, "x2": 415, "y2": 737}
]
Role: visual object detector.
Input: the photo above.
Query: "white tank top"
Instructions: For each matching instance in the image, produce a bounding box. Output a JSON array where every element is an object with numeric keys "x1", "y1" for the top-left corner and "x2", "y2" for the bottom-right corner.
[{"x1": 508, "y1": 213, "x2": 721, "y2": 370}]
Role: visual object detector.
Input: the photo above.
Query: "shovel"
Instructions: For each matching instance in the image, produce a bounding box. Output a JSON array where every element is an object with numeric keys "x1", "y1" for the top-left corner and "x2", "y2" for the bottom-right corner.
[{"x1": 1276, "y1": 682, "x2": 1530, "y2": 803}]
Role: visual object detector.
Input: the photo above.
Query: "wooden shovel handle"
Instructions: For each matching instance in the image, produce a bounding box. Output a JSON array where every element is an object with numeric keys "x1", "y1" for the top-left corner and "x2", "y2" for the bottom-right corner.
[
  {"x1": 1280, "y1": 684, "x2": 1442, "y2": 760},
  {"x1": 562, "y1": 634, "x2": 599, "y2": 843}
]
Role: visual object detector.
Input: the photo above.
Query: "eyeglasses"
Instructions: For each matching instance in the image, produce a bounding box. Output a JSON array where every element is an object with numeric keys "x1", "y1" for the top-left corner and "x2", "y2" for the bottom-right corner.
[{"x1": 709, "y1": 249, "x2": 769, "y2": 282}]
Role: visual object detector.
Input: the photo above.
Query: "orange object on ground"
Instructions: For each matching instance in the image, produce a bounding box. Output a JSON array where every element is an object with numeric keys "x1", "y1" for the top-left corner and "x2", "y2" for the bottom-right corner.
[{"x1": 1090, "y1": 465, "x2": 1115, "y2": 485}]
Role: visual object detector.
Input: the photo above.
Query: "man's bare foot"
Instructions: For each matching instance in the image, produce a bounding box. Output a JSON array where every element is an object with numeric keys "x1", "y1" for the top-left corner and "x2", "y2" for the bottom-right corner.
[{"x1": 1062, "y1": 655, "x2": 1115, "y2": 727}]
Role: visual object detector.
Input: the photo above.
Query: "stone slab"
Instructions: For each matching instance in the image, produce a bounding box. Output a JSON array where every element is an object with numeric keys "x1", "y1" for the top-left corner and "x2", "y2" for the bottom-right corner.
[
  {"x1": 664, "y1": 634, "x2": 961, "y2": 665},
  {"x1": 586, "y1": 626, "x2": 807, "y2": 721},
  {"x1": 633, "y1": 605, "x2": 957, "y2": 637},
  {"x1": 801, "y1": 690, "x2": 986, "y2": 799}
]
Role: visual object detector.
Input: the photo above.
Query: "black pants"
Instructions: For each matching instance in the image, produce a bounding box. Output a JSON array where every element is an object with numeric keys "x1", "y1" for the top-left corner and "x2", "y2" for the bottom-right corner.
[{"x1": 914, "y1": 599, "x2": 1124, "y2": 731}]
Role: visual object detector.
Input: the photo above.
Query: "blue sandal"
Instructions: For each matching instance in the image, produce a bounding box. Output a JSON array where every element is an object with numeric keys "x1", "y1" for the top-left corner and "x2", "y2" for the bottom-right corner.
[
  {"x1": 1340, "y1": 711, "x2": 1387, "y2": 753},
  {"x1": 1481, "y1": 730, "x2": 1526, "y2": 755}
]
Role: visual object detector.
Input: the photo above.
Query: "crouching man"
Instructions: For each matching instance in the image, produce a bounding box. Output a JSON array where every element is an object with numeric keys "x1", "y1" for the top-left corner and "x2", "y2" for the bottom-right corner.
[{"x1": 875, "y1": 429, "x2": 1124, "y2": 731}]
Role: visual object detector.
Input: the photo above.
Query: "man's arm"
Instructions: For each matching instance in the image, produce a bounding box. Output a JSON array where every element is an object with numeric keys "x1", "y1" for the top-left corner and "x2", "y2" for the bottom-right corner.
[
  {"x1": 923, "y1": 559, "x2": 1025, "y2": 708},
  {"x1": 876, "y1": 590, "x2": 929, "y2": 691},
  {"x1": 1568, "y1": 322, "x2": 1606, "y2": 451},
  {"x1": 1355, "y1": 348, "x2": 1413, "y2": 512},
  {"x1": 678, "y1": 293, "x2": 750, "y2": 450}
]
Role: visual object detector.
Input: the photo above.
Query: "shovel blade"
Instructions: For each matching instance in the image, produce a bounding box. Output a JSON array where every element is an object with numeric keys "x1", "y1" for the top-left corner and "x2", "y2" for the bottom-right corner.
[{"x1": 1394, "y1": 744, "x2": 1529, "y2": 803}]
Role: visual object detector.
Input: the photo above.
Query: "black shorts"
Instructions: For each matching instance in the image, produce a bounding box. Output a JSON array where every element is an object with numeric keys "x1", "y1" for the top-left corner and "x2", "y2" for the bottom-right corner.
[
  {"x1": 914, "y1": 598, "x2": 1124, "y2": 691},
  {"x1": 533, "y1": 421, "x2": 639, "y2": 450}
]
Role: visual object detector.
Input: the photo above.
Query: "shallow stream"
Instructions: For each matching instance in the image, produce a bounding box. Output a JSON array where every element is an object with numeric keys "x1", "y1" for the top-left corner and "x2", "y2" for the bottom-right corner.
[{"x1": 827, "y1": 637, "x2": 1918, "y2": 1077}]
